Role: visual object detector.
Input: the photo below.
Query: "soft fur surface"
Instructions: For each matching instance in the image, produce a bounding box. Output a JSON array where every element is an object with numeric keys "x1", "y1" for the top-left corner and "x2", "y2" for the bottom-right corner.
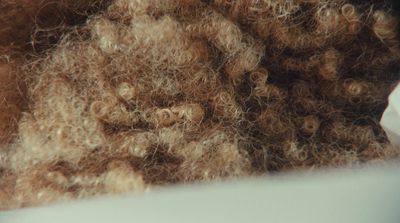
[{"x1": 0, "y1": 0, "x2": 399, "y2": 209}]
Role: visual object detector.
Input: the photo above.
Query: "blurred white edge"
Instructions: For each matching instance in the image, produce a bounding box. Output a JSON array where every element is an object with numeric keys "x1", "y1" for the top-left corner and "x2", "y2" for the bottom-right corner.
[
  {"x1": 1, "y1": 163, "x2": 399, "y2": 223},
  {"x1": 381, "y1": 83, "x2": 400, "y2": 146}
]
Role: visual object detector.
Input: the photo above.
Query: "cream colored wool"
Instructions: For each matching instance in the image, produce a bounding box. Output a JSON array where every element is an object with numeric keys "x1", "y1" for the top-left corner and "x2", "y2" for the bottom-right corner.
[{"x1": 0, "y1": 0, "x2": 399, "y2": 209}]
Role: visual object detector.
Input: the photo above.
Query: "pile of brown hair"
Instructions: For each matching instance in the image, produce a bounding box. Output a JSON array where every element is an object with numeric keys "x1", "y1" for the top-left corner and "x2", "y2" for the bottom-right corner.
[{"x1": 0, "y1": 0, "x2": 399, "y2": 209}]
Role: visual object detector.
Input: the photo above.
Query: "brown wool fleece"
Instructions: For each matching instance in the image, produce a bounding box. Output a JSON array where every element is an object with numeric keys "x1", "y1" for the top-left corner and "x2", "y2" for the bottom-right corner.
[{"x1": 0, "y1": 0, "x2": 399, "y2": 209}]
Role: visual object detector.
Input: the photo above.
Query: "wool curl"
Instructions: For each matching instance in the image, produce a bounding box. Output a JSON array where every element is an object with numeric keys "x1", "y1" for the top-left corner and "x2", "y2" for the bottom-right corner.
[{"x1": 0, "y1": 0, "x2": 400, "y2": 209}]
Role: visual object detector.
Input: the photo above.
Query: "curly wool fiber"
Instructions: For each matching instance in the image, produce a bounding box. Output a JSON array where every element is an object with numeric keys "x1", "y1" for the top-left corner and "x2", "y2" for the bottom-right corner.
[{"x1": 0, "y1": 0, "x2": 400, "y2": 209}]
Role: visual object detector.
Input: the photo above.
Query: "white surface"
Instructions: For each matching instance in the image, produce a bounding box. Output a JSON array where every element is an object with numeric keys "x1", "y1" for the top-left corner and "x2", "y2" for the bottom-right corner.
[
  {"x1": 381, "y1": 84, "x2": 400, "y2": 145},
  {"x1": 1, "y1": 166, "x2": 400, "y2": 223}
]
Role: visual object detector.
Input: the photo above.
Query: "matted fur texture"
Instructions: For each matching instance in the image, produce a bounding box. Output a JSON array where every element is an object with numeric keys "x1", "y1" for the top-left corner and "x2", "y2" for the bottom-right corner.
[{"x1": 0, "y1": 0, "x2": 399, "y2": 209}]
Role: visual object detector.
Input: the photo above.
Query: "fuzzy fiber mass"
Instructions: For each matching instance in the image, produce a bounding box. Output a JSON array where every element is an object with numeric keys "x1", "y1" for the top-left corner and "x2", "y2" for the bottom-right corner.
[{"x1": 0, "y1": 0, "x2": 399, "y2": 209}]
